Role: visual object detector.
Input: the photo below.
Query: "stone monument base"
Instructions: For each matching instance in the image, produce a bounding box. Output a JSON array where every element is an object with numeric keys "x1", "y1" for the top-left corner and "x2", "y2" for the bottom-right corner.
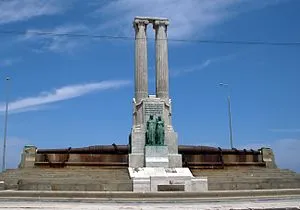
[
  {"x1": 145, "y1": 146, "x2": 169, "y2": 167},
  {"x1": 128, "y1": 167, "x2": 208, "y2": 192}
]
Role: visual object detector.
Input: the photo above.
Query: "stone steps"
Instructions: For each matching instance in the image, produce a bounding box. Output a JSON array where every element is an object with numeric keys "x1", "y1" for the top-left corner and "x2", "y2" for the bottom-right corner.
[
  {"x1": 208, "y1": 180, "x2": 300, "y2": 190},
  {"x1": 206, "y1": 180, "x2": 300, "y2": 189},
  {"x1": 203, "y1": 170, "x2": 294, "y2": 175},
  {"x1": 193, "y1": 168, "x2": 296, "y2": 172},
  {"x1": 192, "y1": 168, "x2": 300, "y2": 190},
  {"x1": 197, "y1": 174, "x2": 299, "y2": 179},
  {"x1": 199, "y1": 174, "x2": 299, "y2": 179},
  {"x1": 0, "y1": 168, "x2": 132, "y2": 191},
  {"x1": 17, "y1": 179, "x2": 132, "y2": 191},
  {"x1": 3, "y1": 173, "x2": 129, "y2": 178},
  {"x1": 1, "y1": 169, "x2": 129, "y2": 177},
  {"x1": 2, "y1": 167, "x2": 300, "y2": 191},
  {"x1": 193, "y1": 169, "x2": 298, "y2": 176},
  {"x1": 208, "y1": 177, "x2": 300, "y2": 183}
]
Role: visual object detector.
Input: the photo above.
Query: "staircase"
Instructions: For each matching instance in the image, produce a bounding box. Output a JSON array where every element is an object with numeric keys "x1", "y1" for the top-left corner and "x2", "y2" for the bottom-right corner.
[
  {"x1": 0, "y1": 168, "x2": 132, "y2": 191},
  {"x1": 192, "y1": 167, "x2": 300, "y2": 190},
  {"x1": 1, "y1": 167, "x2": 299, "y2": 191}
]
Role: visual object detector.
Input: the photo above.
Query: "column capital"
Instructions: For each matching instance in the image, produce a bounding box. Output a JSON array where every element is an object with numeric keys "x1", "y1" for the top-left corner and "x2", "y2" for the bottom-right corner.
[
  {"x1": 133, "y1": 19, "x2": 149, "y2": 29},
  {"x1": 153, "y1": 20, "x2": 169, "y2": 29}
]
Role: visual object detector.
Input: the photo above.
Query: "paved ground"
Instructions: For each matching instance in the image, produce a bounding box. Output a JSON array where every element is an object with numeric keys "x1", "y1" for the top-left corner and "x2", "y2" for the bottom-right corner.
[{"x1": 0, "y1": 197, "x2": 299, "y2": 209}]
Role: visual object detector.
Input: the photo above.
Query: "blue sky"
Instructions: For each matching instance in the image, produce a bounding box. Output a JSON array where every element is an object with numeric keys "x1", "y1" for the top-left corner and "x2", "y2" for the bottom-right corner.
[{"x1": 0, "y1": 0, "x2": 299, "y2": 172}]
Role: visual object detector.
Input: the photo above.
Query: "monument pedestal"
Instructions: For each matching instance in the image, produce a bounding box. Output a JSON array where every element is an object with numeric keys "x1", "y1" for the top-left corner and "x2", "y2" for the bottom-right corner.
[
  {"x1": 129, "y1": 97, "x2": 182, "y2": 168},
  {"x1": 128, "y1": 167, "x2": 208, "y2": 192}
]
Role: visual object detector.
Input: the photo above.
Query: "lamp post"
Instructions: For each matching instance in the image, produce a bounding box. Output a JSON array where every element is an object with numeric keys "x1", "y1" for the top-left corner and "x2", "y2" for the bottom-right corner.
[
  {"x1": 219, "y1": 83, "x2": 234, "y2": 149},
  {"x1": 2, "y1": 76, "x2": 10, "y2": 172}
]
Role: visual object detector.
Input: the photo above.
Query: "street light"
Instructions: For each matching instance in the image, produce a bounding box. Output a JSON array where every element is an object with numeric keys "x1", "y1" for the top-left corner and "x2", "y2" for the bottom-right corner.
[
  {"x1": 219, "y1": 82, "x2": 234, "y2": 149},
  {"x1": 2, "y1": 76, "x2": 10, "y2": 172}
]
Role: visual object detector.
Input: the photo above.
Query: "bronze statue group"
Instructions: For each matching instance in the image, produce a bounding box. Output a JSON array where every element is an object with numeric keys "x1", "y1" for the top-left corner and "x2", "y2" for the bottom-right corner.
[{"x1": 146, "y1": 115, "x2": 165, "y2": 146}]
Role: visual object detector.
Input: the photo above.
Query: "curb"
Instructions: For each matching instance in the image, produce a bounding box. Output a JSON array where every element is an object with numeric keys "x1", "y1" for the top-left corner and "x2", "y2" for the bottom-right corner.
[{"x1": 0, "y1": 189, "x2": 299, "y2": 200}]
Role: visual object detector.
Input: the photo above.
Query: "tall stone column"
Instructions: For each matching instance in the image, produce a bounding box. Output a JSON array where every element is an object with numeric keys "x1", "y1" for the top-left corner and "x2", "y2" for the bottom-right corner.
[
  {"x1": 154, "y1": 20, "x2": 169, "y2": 100},
  {"x1": 134, "y1": 19, "x2": 149, "y2": 102}
]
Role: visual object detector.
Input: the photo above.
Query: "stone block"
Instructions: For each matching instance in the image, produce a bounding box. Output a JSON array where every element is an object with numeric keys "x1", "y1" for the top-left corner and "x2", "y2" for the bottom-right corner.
[
  {"x1": 0, "y1": 181, "x2": 4, "y2": 190},
  {"x1": 130, "y1": 130, "x2": 145, "y2": 154},
  {"x1": 129, "y1": 153, "x2": 144, "y2": 168},
  {"x1": 129, "y1": 167, "x2": 199, "y2": 192},
  {"x1": 117, "y1": 183, "x2": 133, "y2": 191},
  {"x1": 261, "y1": 147, "x2": 277, "y2": 168},
  {"x1": 129, "y1": 128, "x2": 146, "y2": 168},
  {"x1": 191, "y1": 177, "x2": 208, "y2": 192},
  {"x1": 19, "y1": 145, "x2": 37, "y2": 168},
  {"x1": 165, "y1": 167, "x2": 193, "y2": 177},
  {"x1": 85, "y1": 184, "x2": 104, "y2": 191},
  {"x1": 132, "y1": 178, "x2": 150, "y2": 192},
  {"x1": 145, "y1": 145, "x2": 168, "y2": 156},
  {"x1": 18, "y1": 182, "x2": 52, "y2": 191},
  {"x1": 168, "y1": 154, "x2": 182, "y2": 168},
  {"x1": 150, "y1": 176, "x2": 192, "y2": 192},
  {"x1": 165, "y1": 131, "x2": 178, "y2": 154},
  {"x1": 145, "y1": 158, "x2": 169, "y2": 167},
  {"x1": 128, "y1": 167, "x2": 167, "y2": 178},
  {"x1": 145, "y1": 146, "x2": 169, "y2": 168}
]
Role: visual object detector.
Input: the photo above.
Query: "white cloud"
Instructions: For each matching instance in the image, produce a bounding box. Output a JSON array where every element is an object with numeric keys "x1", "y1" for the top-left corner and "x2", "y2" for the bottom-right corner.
[
  {"x1": 22, "y1": 24, "x2": 89, "y2": 53},
  {"x1": 0, "y1": 0, "x2": 67, "y2": 25},
  {"x1": 15, "y1": 0, "x2": 286, "y2": 53},
  {"x1": 171, "y1": 59, "x2": 212, "y2": 77},
  {"x1": 171, "y1": 53, "x2": 236, "y2": 77},
  {"x1": 0, "y1": 80, "x2": 131, "y2": 113},
  {"x1": 92, "y1": 0, "x2": 285, "y2": 39}
]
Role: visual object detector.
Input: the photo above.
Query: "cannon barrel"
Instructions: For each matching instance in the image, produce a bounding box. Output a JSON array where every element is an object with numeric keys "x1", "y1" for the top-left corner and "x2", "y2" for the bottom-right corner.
[
  {"x1": 37, "y1": 144, "x2": 260, "y2": 155},
  {"x1": 37, "y1": 145, "x2": 129, "y2": 154}
]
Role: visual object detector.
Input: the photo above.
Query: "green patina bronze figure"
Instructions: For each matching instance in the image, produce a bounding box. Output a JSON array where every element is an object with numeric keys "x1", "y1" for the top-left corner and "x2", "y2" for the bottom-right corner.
[
  {"x1": 146, "y1": 115, "x2": 156, "y2": 145},
  {"x1": 155, "y1": 116, "x2": 165, "y2": 145}
]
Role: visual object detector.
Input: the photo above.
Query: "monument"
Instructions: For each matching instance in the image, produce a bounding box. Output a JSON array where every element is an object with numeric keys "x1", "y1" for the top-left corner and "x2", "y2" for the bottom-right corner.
[
  {"x1": 128, "y1": 17, "x2": 208, "y2": 192},
  {"x1": 1, "y1": 16, "x2": 298, "y2": 194}
]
